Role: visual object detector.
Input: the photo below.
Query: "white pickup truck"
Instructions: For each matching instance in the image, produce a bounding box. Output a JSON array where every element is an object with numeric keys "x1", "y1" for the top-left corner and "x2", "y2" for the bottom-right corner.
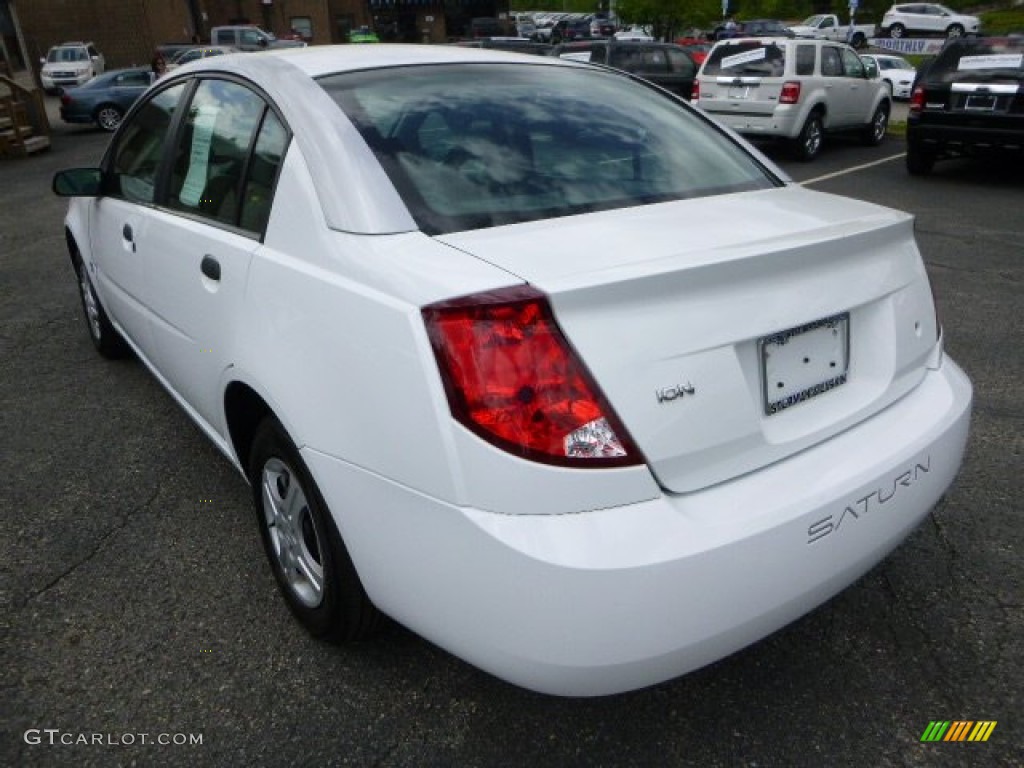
[{"x1": 789, "y1": 14, "x2": 876, "y2": 49}]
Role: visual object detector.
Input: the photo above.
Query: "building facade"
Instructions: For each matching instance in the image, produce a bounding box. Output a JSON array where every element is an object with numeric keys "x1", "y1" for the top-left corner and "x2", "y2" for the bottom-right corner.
[{"x1": 14, "y1": 0, "x2": 511, "y2": 72}]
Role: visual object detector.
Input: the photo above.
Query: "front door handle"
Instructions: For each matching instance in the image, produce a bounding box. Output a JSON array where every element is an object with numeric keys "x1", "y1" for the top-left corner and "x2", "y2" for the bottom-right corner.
[{"x1": 201, "y1": 255, "x2": 221, "y2": 281}]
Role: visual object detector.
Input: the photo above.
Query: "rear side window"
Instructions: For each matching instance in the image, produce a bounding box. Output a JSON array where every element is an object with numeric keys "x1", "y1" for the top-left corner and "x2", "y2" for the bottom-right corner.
[
  {"x1": 703, "y1": 42, "x2": 786, "y2": 77},
  {"x1": 821, "y1": 47, "x2": 843, "y2": 77},
  {"x1": 167, "y1": 79, "x2": 266, "y2": 225},
  {"x1": 795, "y1": 45, "x2": 816, "y2": 76},
  {"x1": 667, "y1": 49, "x2": 696, "y2": 76}
]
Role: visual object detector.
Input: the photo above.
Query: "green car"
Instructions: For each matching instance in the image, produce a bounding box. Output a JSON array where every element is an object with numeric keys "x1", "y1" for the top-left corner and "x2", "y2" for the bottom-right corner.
[{"x1": 348, "y1": 26, "x2": 379, "y2": 43}]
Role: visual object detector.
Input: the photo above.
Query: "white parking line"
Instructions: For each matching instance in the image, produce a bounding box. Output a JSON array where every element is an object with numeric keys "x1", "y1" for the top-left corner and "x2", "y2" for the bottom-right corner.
[{"x1": 800, "y1": 153, "x2": 906, "y2": 186}]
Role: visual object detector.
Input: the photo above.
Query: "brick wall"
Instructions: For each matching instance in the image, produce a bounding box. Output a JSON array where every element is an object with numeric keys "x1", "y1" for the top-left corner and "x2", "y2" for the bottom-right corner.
[{"x1": 18, "y1": 0, "x2": 199, "y2": 70}]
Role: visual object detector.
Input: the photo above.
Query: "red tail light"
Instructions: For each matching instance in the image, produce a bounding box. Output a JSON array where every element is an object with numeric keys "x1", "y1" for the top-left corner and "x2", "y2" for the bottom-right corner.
[
  {"x1": 780, "y1": 81, "x2": 801, "y2": 104},
  {"x1": 60, "y1": 93, "x2": 71, "y2": 106},
  {"x1": 691, "y1": 80, "x2": 700, "y2": 101},
  {"x1": 909, "y1": 85, "x2": 926, "y2": 113},
  {"x1": 423, "y1": 286, "x2": 642, "y2": 467}
]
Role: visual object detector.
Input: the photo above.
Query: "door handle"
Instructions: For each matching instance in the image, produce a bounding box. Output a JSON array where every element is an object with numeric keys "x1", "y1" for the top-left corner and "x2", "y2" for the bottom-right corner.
[
  {"x1": 122, "y1": 223, "x2": 135, "y2": 253},
  {"x1": 201, "y1": 255, "x2": 221, "y2": 281}
]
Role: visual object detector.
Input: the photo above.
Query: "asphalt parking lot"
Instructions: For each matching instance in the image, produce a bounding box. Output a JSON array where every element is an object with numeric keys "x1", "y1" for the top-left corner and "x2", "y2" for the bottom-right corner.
[{"x1": 3, "y1": 100, "x2": 1021, "y2": 767}]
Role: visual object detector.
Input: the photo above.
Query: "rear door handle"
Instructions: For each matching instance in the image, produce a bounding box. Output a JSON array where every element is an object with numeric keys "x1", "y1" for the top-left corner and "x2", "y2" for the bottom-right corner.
[
  {"x1": 122, "y1": 223, "x2": 136, "y2": 253},
  {"x1": 201, "y1": 255, "x2": 221, "y2": 281}
]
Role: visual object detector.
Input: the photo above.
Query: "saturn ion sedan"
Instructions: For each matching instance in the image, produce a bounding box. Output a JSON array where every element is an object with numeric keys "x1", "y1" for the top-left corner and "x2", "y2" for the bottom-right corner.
[{"x1": 53, "y1": 45, "x2": 972, "y2": 697}]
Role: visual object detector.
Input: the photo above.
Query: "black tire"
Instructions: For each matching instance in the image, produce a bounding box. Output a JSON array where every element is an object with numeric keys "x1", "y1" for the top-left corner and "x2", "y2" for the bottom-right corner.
[
  {"x1": 73, "y1": 253, "x2": 130, "y2": 358},
  {"x1": 906, "y1": 141, "x2": 936, "y2": 176},
  {"x1": 862, "y1": 103, "x2": 889, "y2": 146},
  {"x1": 94, "y1": 104, "x2": 123, "y2": 132},
  {"x1": 791, "y1": 112, "x2": 824, "y2": 162},
  {"x1": 946, "y1": 23, "x2": 965, "y2": 39},
  {"x1": 889, "y1": 23, "x2": 905, "y2": 39},
  {"x1": 249, "y1": 417, "x2": 380, "y2": 642}
]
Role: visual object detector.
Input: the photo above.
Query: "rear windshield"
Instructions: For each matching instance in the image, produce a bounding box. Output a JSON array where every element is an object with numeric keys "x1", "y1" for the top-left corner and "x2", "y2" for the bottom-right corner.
[
  {"x1": 703, "y1": 42, "x2": 786, "y2": 77},
  {"x1": 319, "y1": 63, "x2": 777, "y2": 235},
  {"x1": 927, "y1": 38, "x2": 1024, "y2": 83}
]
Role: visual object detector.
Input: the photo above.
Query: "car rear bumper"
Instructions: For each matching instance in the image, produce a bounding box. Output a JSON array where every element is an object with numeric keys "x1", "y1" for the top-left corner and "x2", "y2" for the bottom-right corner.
[
  {"x1": 304, "y1": 355, "x2": 971, "y2": 696},
  {"x1": 909, "y1": 121, "x2": 1024, "y2": 153},
  {"x1": 699, "y1": 105, "x2": 802, "y2": 139}
]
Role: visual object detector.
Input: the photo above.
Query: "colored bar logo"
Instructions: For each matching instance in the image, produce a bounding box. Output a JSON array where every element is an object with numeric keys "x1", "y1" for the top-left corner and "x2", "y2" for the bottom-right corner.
[{"x1": 920, "y1": 721, "x2": 997, "y2": 742}]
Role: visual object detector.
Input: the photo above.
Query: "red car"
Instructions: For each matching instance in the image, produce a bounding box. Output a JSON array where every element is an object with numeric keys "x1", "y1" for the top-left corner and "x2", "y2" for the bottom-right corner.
[{"x1": 675, "y1": 38, "x2": 710, "y2": 65}]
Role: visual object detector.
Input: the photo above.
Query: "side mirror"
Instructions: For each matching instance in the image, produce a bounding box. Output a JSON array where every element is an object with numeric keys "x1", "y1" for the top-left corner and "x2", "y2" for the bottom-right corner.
[
  {"x1": 258, "y1": 38, "x2": 269, "y2": 47},
  {"x1": 39, "y1": 57, "x2": 46, "y2": 66},
  {"x1": 53, "y1": 168, "x2": 103, "y2": 197}
]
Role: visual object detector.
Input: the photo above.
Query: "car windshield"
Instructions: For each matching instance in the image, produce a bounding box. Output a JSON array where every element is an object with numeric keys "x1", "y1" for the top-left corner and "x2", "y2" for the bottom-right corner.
[
  {"x1": 48, "y1": 47, "x2": 88, "y2": 63},
  {"x1": 929, "y1": 39, "x2": 1024, "y2": 82},
  {"x1": 319, "y1": 63, "x2": 777, "y2": 235},
  {"x1": 801, "y1": 15, "x2": 826, "y2": 26},
  {"x1": 881, "y1": 58, "x2": 914, "y2": 70},
  {"x1": 702, "y1": 42, "x2": 787, "y2": 77}
]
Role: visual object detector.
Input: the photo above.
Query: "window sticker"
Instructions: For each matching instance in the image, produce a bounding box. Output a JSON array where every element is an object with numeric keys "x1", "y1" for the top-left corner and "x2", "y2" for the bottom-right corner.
[
  {"x1": 179, "y1": 105, "x2": 218, "y2": 208},
  {"x1": 957, "y1": 53, "x2": 1023, "y2": 71},
  {"x1": 721, "y1": 47, "x2": 767, "y2": 69}
]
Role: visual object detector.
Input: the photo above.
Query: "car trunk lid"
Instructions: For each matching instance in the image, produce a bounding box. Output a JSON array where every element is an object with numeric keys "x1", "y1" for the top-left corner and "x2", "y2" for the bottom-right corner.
[{"x1": 436, "y1": 186, "x2": 939, "y2": 493}]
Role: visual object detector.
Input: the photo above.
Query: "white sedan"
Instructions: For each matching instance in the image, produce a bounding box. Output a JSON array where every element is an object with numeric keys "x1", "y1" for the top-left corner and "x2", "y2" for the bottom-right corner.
[
  {"x1": 861, "y1": 53, "x2": 917, "y2": 99},
  {"x1": 53, "y1": 45, "x2": 972, "y2": 697}
]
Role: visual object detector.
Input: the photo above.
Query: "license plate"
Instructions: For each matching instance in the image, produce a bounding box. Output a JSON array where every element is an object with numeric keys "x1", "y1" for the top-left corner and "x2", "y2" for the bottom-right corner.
[
  {"x1": 965, "y1": 94, "x2": 996, "y2": 110},
  {"x1": 728, "y1": 85, "x2": 752, "y2": 99},
  {"x1": 760, "y1": 314, "x2": 849, "y2": 415}
]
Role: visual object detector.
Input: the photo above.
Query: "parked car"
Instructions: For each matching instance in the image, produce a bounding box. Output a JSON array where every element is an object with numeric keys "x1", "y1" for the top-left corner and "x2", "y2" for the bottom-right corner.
[
  {"x1": 614, "y1": 25, "x2": 654, "y2": 41},
  {"x1": 52, "y1": 45, "x2": 970, "y2": 697},
  {"x1": 166, "y1": 45, "x2": 239, "y2": 71},
  {"x1": 860, "y1": 53, "x2": 916, "y2": 98},
  {"x1": 880, "y1": 4, "x2": 980, "y2": 39},
  {"x1": 712, "y1": 19, "x2": 795, "y2": 41},
  {"x1": 695, "y1": 37, "x2": 892, "y2": 160},
  {"x1": 58, "y1": 67, "x2": 152, "y2": 131},
  {"x1": 906, "y1": 36, "x2": 1024, "y2": 174},
  {"x1": 675, "y1": 39, "x2": 711, "y2": 66},
  {"x1": 452, "y1": 38, "x2": 552, "y2": 56},
  {"x1": 550, "y1": 18, "x2": 592, "y2": 44},
  {"x1": 40, "y1": 41, "x2": 104, "y2": 94},
  {"x1": 210, "y1": 25, "x2": 306, "y2": 51},
  {"x1": 789, "y1": 14, "x2": 877, "y2": 49},
  {"x1": 553, "y1": 40, "x2": 698, "y2": 99},
  {"x1": 589, "y1": 14, "x2": 617, "y2": 38}
]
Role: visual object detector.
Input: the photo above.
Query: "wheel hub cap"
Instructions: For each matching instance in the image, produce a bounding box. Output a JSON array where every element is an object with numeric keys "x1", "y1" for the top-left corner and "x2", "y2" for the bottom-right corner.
[{"x1": 261, "y1": 458, "x2": 324, "y2": 608}]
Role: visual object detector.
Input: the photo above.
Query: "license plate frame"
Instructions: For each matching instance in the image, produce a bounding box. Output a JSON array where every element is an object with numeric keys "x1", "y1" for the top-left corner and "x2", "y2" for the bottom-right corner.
[
  {"x1": 965, "y1": 93, "x2": 996, "y2": 111},
  {"x1": 760, "y1": 313, "x2": 850, "y2": 416}
]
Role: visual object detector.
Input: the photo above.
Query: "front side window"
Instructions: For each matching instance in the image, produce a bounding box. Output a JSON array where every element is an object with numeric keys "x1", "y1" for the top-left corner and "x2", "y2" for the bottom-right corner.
[
  {"x1": 109, "y1": 83, "x2": 188, "y2": 204},
  {"x1": 321, "y1": 64, "x2": 777, "y2": 235},
  {"x1": 166, "y1": 79, "x2": 267, "y2": 227},
  {"x1": 841, "y1": 49, "x2": 865, "y2": 78}
]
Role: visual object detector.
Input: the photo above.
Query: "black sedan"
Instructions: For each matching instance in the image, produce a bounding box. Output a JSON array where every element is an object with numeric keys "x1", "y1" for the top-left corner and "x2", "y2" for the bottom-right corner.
[{"x1": 59, "y1": 67, "x2": 154, "y2": 132}]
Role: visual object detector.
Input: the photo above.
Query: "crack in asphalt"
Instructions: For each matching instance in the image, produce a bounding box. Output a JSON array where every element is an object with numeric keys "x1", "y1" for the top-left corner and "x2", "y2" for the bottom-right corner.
[{"x1": 18, "y1": 483, "x2": 163, "y2": 610}]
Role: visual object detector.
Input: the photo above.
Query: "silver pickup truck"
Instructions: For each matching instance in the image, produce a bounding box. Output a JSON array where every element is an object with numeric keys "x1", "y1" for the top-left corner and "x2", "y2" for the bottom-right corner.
[
  {"x1": 789, "y1": 14, "x2": 877, "y2": 49},
  {"x1": 210, "y1": 26, "x2": 306, "y2": 52}
]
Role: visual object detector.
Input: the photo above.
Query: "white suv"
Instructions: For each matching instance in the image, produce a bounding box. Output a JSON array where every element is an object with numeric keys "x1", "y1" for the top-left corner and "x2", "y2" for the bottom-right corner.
[
  {"x1": 694, "y1": 37, "x2": 892, "y2": 160},
  {"x1": 40, "y1": 41, "x2": 104, "y2": 94},
  {"x1": 880, "y1": 4, "x2": 981, "y2": 39}
]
